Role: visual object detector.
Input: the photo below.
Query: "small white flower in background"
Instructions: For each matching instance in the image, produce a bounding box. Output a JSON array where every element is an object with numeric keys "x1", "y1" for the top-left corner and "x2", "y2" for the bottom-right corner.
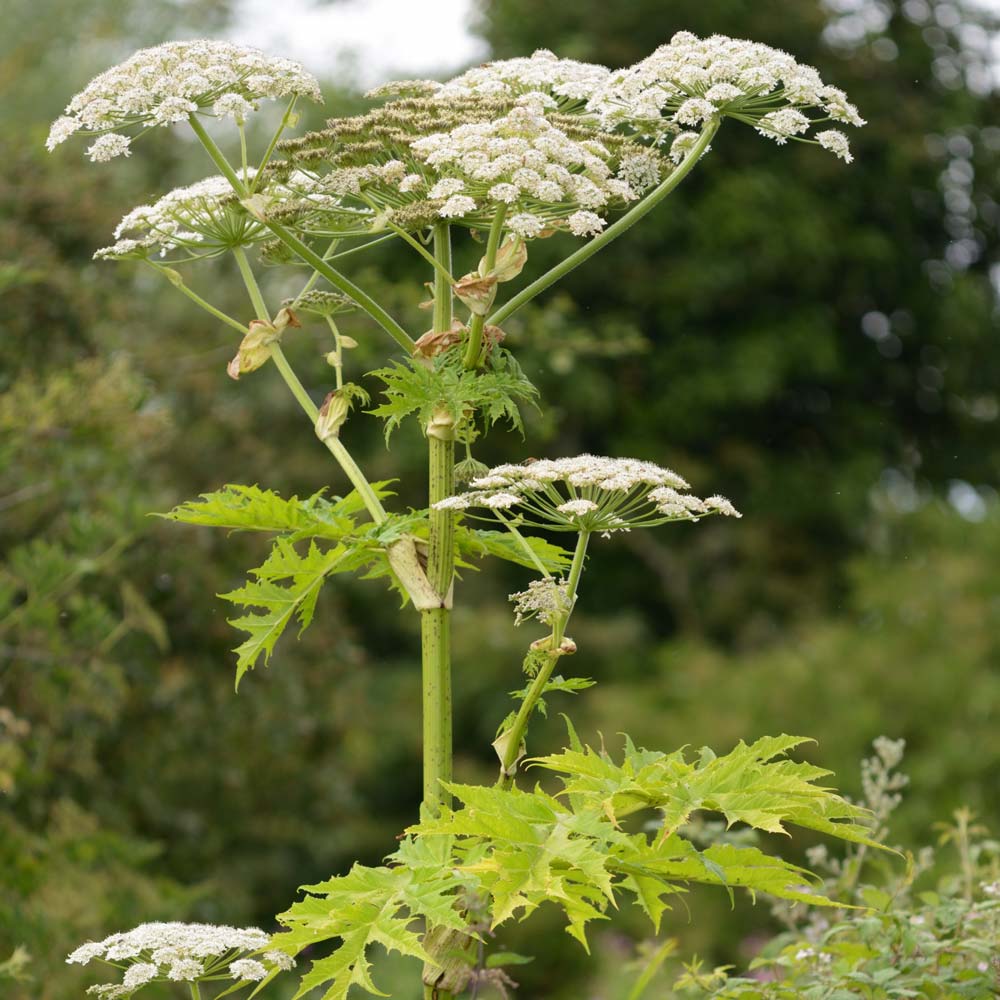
[
  {"x1": 755, "y1": 108, "x2": 812, "y2": 143},
  {"x1": 817, "y1": 129, "x2": 854, "y2": 163},
  {"x1": 68, "y1": 922, "x2": 294, "y2": 995},
  {"x1": 122, "y1": 964, "x2": 158, "y2": 989},
  {"x1": 47, "y1": 40, "x2": 322, "y2": 161},
  {"x1": 435, "y1": 49, "x2": 611, "y2": 105},
  {"x1": 86, "y1": 134, "x2": 131, "y2": 162},
  {"x1": 507, "y1": 212, "x2": 546, "y2": 238},
  {"x1": 590, "y1": 31, "x2": 864, "y2": 161},
  {"x1": 213, "y1": 92, "x2": 256, "y2": 121},
  {"x1": 557, "y1": 499, "x2": 599, "y2": 517},
  {"x1": 510, "y1": 577, "x2": 574, "y2": 627},
  {"x1": 438, "y1": 194, "x2": 478, "y2": 218},
  {"x1": 433, "y1": 455, "x2": 740, "y2": 534},
  {"x1": 263, "y1": 949, "x2": 296, "y2": 971},
  {"x1": 566, "y1": 211, "x2": 605, "y2": 237},
  {"x1": 229, "y1": 958, "x2": 269, "y2": 981},
  {"x1": 167, "y1": 958, "x2": 203, "y2": 980}
]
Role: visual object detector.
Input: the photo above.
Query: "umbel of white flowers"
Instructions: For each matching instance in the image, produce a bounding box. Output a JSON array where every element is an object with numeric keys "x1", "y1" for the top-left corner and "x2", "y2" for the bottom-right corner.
[
  {"x1": 66, "y1": 922, "x2": 295, "y2": 997},
  {"x1": 433, "y1": 455, "x2": 741, "y2": 535},
  {"x1": 46, "y1": 40, "x2": 322, "y2": 161},
  {"x1": 48, "y1": 33, "x2": 864, "y2": 249}
]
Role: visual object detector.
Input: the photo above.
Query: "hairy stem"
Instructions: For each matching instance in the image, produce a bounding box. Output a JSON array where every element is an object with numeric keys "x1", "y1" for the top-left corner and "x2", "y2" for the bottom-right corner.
[
  {"x1": 188, "y1": 114, "x2": 415, "y2": 355},
  {"x1": 462, "y1": 206, "x2": 507, "y2": 369},
  {"x1": 498, "y1": 530, "x2": 591, "y2": 781},
  {"x1": 421, "y1": 224, "x2": 456, "y2": 819},
  {"x1": 486, "y1": 121, "x2": 720, "y2": 328}
]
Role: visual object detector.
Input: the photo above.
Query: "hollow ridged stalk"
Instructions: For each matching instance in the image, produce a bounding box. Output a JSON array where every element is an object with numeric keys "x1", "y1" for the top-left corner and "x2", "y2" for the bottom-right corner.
[
  {"x1": 422, "y1": 224, "x2": 457, "y2": 1000},
  {"x1": 422, "y1": 223, "x2": 456, "y2": 823}
]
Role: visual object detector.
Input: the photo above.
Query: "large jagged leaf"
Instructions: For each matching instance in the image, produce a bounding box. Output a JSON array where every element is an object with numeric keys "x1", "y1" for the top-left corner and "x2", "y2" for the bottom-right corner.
[
  {"x1": 404, "y1": 734, "x2": 885, "y2": 950},
  {"x1": 221, "y1": 538, "x2": 348, "y2": 687},
  {"x1": 530, "y1": 734, "x2": 880, "y2": 847},
  {"x1": 274, "y1": 859, "x2": 470, "y2": 1000},
  {"x1": 414, "y1": 783, "x2": 618, "y2": 948},
  {"x1": 367, "y1": 349, "x2": 537, "y2": 442},
  {"x1": 159, "y1": 482, "x2": 395, "y2": 540},
  {"x1": 456, "y1": 528, "x2": 573, "y2": 574}
]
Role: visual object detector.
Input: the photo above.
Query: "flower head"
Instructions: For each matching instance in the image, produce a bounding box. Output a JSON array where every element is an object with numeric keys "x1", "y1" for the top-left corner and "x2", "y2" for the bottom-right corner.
[
  {"x1": 67, "y1": 921, "x2": 294, "y2": 996},
  {"x1": 433, "y1": 455, "x2": 740, "y2": 535},
  {"x1": 271, "y1": 85, "x2": 668, "y2": 241},
  {"x1": 510, "y1": 577, "x2": 573, "y2": 626},
  {"x1": 48, "y1": 40, "x2": 321, "y2": 161},
  {"x1": 590, "y1": 31, "x2": 864, "y2": 162},
  {"x1": 95, "y1": 170, "x2": 282, "y2": 262},
  {"x1": 436, "y1": 49, "x2": 611, "y2": 106}
]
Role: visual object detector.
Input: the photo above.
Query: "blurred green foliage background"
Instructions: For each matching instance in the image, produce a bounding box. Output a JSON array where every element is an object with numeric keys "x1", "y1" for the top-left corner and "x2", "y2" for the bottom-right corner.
[{"x1": 1, "y1": 0, "x2": 998, "y2": 997}]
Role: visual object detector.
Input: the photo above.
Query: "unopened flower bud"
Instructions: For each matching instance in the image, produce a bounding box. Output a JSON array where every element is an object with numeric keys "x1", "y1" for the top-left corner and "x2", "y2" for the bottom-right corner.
[
  {"x1": 315, "y1": 389, "x2": 350, "y2": 440},
  {"x1": 227, "y1": 308, "x2": 300, "y2": 380},
  {"x1": 455, "y1": 456, "x2": 490, "y2": 485}
]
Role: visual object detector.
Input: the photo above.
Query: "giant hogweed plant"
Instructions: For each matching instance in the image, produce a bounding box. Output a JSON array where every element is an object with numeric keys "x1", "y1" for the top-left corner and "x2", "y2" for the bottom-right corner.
[{"x1": 51, "y1": 33, "x2": 873, "y2": 1000}]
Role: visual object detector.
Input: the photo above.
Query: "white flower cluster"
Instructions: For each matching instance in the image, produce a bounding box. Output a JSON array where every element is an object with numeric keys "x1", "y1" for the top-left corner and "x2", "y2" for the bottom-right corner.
[
  {"x1": 406, "y1": 100, "x2": 649, "y2": 237},
  {"x1": 591, "y1": 31, "x2": 864, "y2": 162},
  {"x1": 67, "y1": 922, "x2": 294, "y2": 998},
  {"x1": 95, "y1": 171, "x2": 267, "y2": 261},
  {"x1": 433, "y1": 455, "x2": 740, "y2": 535},
  {"x1": 509, "y1": 577, "x2": 574, "y2": 627},
  {"x1": 436, "y1": 49, "x2": 611, "y2": 105},
  {"x1": 47, "y1": 40, "x2": 321, "y2": 162}
]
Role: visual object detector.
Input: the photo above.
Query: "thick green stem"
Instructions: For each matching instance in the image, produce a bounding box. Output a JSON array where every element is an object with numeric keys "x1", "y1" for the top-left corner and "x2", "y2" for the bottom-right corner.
[
  {"x1": 486, "y1": 121, "x2": 720, "y2": 328},
  {"x1": 421, "y1": 609, "x2": 452, "y2": 813},
  {"x1": 189, "y1": 983, "x2": 202, "y2": 1000},
  {"x1": 421, "y1": 224, "x2": 456, "y2": 818},
  {"x1": 462, "y1": 207, "x2": 507, "y2": 369},
  {"x1": 187, "y1": 114, "x2": 415, "y2": 355},
  {"x1": 498, "y1": 531, "x2": 591, "y2": 780}
]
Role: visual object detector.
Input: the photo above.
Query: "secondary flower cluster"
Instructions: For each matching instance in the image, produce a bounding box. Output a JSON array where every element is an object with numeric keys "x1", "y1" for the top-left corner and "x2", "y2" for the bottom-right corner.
[
  {"x1": 95, "y1": 171, "x2": 268, "y2": 261},
  {"x1": 67, "y1": 921, "x2": 294, "y2": 997},
  {"x1": 407, "y1": 98, "x2": 659, "y2": 237},
  {"x1": 591, "y1": 31, "x2": 865, "y2": 162},
  {"x1": 433, "y1": 455, "x2": 741, "y2": 535},
  {"x1": 269, "y1": 94, "x2": 667, "y2": 241},
  {"x1": 433, "y1": 48, "x2": 611, "y2": 107},
  {"x1": 46, "y1": 40, "x2": 321, "y2": 162}
]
